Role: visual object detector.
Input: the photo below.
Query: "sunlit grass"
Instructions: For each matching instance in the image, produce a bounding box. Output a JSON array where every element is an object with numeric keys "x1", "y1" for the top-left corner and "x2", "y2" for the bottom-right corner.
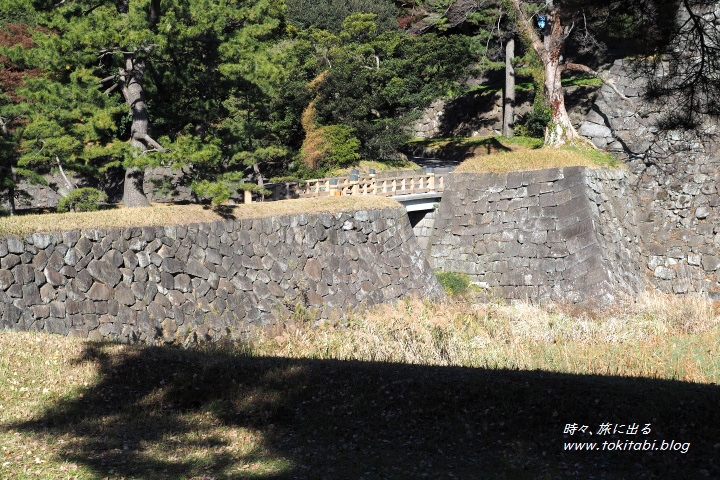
[
  {"x1": 0, "y1": 196, "x2": 401, "y2": 237},
  {"x1": 455, "y1": 144, "x2": 621, "y2": 173},
  {"x1": 257, "y1": 293, "x2": 720, "y2": 383}
]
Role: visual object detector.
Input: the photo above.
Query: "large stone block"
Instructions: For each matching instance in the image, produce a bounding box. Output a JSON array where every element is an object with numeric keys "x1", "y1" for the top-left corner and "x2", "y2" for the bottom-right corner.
[{"x1": 87, "y1": 259, "x2": 122, "y2": 287}]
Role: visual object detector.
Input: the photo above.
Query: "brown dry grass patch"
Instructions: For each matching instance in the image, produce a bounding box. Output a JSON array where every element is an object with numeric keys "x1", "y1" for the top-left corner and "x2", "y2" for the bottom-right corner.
[
  {"x1": 455, "y1": 146, "x2": 621, "y2": 173},
  {"x1": 1, "y1": 292, "x2": 719, "y2": 478},
  {"x1": 257, "y1": 293, "x2": 720, "y2": 383},
  {"x1": 0, "y1": 196, "x2": 401, "y2": 237}
]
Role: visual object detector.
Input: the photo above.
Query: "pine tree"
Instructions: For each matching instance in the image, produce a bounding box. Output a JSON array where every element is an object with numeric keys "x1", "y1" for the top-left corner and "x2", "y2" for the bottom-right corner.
[{"x1": 12, "y1": 0, "x2": 286, "y2": 207}]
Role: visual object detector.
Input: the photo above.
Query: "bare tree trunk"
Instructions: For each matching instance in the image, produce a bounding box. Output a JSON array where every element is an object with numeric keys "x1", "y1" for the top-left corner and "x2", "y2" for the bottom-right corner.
[
  {"x1": 503, "y1": 37, "x2": 515, "y2": 137},
  {"x1": 120, "y1": 54, "x2": 153, "y2": 208},
  {"x1": 117, "y1": 0, "x2": 164, "y2": 208},
  {"x1": 55, "y1": 155, "x2": 75, "y2": 192},
  {"x1": 543, "y1": 52, "x2": 579, "y2": 146},
  {"x1": 7, "y1": 176, "x2": 15, "y2": 215},
  {"x1": 540, "y1": 4, "x2": 583, "y2": 146},
  {"x1": 0, "y1": 115, "x2": 15, "y2": 215},
  {"x1": 507, "y1": 0, "x2": 583, "y2": 147},
  {"x1": 123, "y1": 166, "x2": 150, "y2": 207}
]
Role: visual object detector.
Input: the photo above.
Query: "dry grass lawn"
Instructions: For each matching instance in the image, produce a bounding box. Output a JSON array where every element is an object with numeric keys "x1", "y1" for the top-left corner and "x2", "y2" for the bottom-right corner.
[
  {"x1": 1, "y1": 293, "x2": 719, "y2": 479},
  {"x1": 0, "y1": 196, "x2": 400, "y2": 237},
  {"x1": 259, "y1": 293, "x2": 720, "y2": 382},
  {"x1": 455, "y1": 146, "x2": 621, "y2": 173}
]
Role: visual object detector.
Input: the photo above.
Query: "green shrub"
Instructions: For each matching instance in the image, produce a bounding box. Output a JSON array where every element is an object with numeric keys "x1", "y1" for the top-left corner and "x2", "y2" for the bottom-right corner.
[
  {"x1": 435, "y1": 271, "x2": 471, "y2": 297},
  {"x1": 56, "y1": 187, "x2": 107, "y2": 213},
  {"x1": 516, "y1": 93, "x2": 552, "y2": 138},
  {"x1": 323, "y1": 124, "x2": 360, "y2": 168}
]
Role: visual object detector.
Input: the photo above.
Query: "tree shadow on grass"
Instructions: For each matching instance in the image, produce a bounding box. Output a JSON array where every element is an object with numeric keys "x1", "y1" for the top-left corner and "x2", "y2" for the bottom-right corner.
[
  {"x1": 12, "y1": 342, "x2": 720, "y2": 479},
  {"x1": 408, "y1": 137, "x2": 513, "y2": 165}
]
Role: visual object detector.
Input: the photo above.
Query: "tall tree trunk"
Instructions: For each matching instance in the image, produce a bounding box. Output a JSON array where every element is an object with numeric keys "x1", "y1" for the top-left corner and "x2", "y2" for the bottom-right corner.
[
  {"x1": 502, "y1": 37, "x2": 515, "y2": 137},
  {"x1": 117, "y1": 0, "x2": 164, "y2": 208},
  {"x1": 121, "y1": 54, "x2": 152, "y2": 207},
  {"x1": 0, "y1": 115, "x2": 15, "y2": 215},
  {"x1": 541, "y1": 7, "x2": 581, "y2": 147},
  {"x1": 123, "y1": 167, "x2": 150, "y2": 208},
  {"x1": 543, "y1": 54, "x2": 577, "y2": 147},
  {"x1": 507, "y1": 0, "x2": 583, "y2": 147}
]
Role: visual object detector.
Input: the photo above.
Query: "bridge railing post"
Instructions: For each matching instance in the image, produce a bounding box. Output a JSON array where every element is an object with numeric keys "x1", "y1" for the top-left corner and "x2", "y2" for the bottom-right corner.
[
  {"x1": 368, "y1": 169, "x2": 376, "y2": 196},
  {"x1": 349, "y1": 173, "x2": 359, "y2": 195}
]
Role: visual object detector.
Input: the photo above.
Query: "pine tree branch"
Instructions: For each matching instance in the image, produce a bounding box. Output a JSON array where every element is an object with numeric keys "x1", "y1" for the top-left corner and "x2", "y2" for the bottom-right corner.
[
  {"x1": 563, "y1": 63, "x2": 633, "y2": 104},
  {"x1": 55, "y1": 155, "x2": 75, "y2": 191},
  {"x1": 104, "y1": 83, "x2": 119, "y2": 95},
  {"x1": 142, "y1": 134, "x2": 167, "y2": 153}
]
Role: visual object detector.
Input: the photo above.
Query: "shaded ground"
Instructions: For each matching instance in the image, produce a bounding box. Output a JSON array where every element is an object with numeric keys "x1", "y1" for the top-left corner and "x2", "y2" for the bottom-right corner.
[
  {"x1": 407, "y1": 136, "x2": 523, "y2": 164},
  {"x1": 9, "y1": 342, "x2": 720, "y2": 479}
]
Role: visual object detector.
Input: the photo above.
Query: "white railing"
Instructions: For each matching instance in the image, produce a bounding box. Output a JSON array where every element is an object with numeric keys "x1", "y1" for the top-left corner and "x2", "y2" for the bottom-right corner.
[{"x1": 243, "y1": 171, "x2": 445, "y2": 203}]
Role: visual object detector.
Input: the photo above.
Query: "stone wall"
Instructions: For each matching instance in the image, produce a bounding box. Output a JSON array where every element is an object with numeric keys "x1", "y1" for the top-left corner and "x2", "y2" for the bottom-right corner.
[
  {"x1": 428, "y1": 167, "x2": 646, "y2": 304},
  {"x1": 1, "y1": 167, "x2": 200, "y2": 211},
  {"x1": 411, "y1": 85, "x2": 597, "y2": 139},
  {"x1": 0, "y1": 205, "x2": 443, "y2": 344},
  {"x1": 408, "y1": 209, "x2": 439, "y2": 253},
  {"x1": 578, "y1": 59, "x2": 720, "y2": 297}
]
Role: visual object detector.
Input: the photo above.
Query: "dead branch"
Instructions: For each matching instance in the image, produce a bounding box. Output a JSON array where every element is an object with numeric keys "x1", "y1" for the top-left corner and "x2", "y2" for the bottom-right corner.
[
  {"x1": 55, "y1": 155, "x2": 75, "y2": 191},
  {"x1": 563, "y1": 63, "x2": 633, "y2": 104}
]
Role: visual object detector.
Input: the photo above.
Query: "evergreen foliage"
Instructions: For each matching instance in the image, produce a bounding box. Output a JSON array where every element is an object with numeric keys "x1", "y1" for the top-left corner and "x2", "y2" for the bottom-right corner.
[
  {"x1": 8, "y1": 0, "x2": 290, "y2": 205},
  {"x1": 56, "y1": 187, "x2": 107, "y2": 213},
  {"x1": 285, "y1": 0, "x2": 403, "y2": 34},
  {"x1": 309, "y1": 13, "x2": 472, "y2": 160}
]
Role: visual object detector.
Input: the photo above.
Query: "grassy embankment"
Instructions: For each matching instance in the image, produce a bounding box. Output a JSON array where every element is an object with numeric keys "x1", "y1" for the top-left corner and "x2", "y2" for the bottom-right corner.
[
  {"x1": 1, "y1": 294, "x2": 719, "y2": 479},
  {"x1": 0, "y1": 196, "x2": 400, "y2": 237},
  {"x1": 408, "y1": 135, "x2": 621, "y2": 172}
]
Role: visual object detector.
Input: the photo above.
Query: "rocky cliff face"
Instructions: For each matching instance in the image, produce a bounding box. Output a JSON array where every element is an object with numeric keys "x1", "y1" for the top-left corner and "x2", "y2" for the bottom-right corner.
[{"x1": 578, "y1": 59, "x2": 720, "y2": 297}]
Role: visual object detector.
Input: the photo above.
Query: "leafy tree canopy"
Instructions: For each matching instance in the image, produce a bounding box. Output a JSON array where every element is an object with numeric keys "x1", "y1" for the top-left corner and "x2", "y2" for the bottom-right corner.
[
  {"x1": 304, "y1": 13, "x2": 472, "y2": 161},
  {"x1": 285, "y1": 0, "x2": 403, "y2": 34},
  {"x1": 2, "y1": 0, "x2": 475, "y2": 205},
  {"x1": 8, "y1": 0, "x2": 292, "y2": 205}
]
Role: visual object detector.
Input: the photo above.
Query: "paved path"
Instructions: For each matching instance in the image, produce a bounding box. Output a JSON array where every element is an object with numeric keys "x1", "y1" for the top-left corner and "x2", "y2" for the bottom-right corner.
[{"x1": 408, "y1": 155, "x2": 463, "y2": 173}]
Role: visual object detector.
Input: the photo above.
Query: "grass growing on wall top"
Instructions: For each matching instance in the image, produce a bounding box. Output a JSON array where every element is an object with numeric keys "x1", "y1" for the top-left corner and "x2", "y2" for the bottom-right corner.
[
  {"x1": 328, "y1": 159, "x2": 422, "y2": 176},
  {"x1": 0, "y1": 196, "x2": 401, "y2": 237},
  {"x1": 1, "y1": 293, "x2": 719, "y2": 479},
  {"x1": 407, "y1": 135, "x2": 544, "y2": 150},
  {"x1": 455, "y1": 145, "x2": 622, "y2": 173}
]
